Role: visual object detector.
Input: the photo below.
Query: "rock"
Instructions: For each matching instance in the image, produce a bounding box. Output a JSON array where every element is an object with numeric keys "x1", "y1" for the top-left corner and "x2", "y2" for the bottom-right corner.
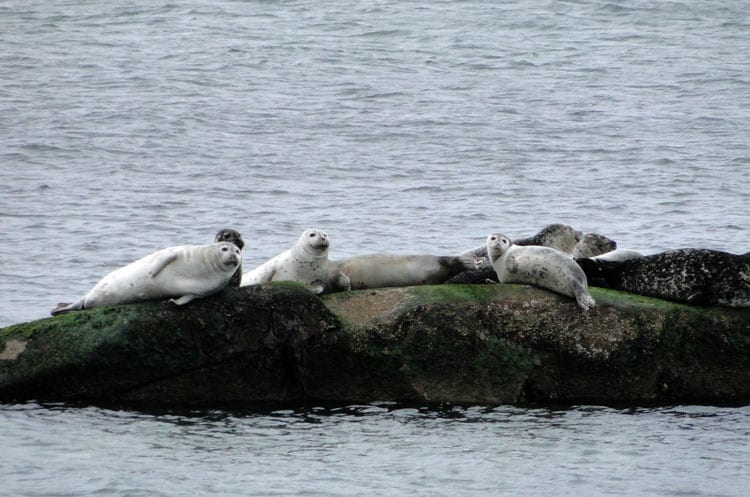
[{"x1": 1, "y1": 283, "x2": 748, "y2": 406}]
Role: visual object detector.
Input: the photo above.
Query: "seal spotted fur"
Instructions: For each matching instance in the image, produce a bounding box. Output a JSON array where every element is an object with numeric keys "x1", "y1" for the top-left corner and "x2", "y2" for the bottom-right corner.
[
  {"x1": 488, "y1": 233, "x2": 595, "y2": 311},
  {"x1": 576, "y1": 249, "x2": 749, "y2": 307}
]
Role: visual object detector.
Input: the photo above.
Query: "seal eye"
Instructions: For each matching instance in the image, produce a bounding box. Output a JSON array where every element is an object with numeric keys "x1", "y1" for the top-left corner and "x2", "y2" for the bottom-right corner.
[
  {"x1": 309, "y1": 233, "x2": 316, "y2": 237},
  {"x1": 221, "y1": 246, "x2": 228, "y2": 252}
]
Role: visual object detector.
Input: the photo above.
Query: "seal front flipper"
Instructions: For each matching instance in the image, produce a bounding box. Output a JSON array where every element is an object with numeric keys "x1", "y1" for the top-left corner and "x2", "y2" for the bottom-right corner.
[
  {"x1": 170, "y1": 294, "x2": 199, "y2": 306},
  {"x1": 149, "y1": 253, "x2": 179, "y2": 278}
]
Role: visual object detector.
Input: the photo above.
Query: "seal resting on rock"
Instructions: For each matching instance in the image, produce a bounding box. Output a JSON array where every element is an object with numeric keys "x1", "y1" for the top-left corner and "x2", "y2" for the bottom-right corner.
[
  {"x1": 450, "y1": 223, "x2": 583, "y2": 284},
  {"x1": 576, "y1": 249, "x2": 750, "y2": 308},
  {"x1": 240, "y1": 228, "x2": 332, "y2": 294},
  {"x1": 487, "y1": 233, "x2": 596, "y2": 311},
  {"x1": 51, "y1": 242, "x2": 242, "y2": 315},
  {"x1": 214, "y1": 228, "x2": 244, "y2": 287},
  {"x1": 324, "y1": 254, "x2": 476, "y2": 292},
  {"x1": 571, "y1": 233, "x2": 618, "y2": 259}
]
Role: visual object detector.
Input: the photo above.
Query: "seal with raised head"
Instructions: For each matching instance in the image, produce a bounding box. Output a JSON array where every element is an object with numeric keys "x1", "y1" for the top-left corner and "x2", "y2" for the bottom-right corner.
[
  {"x1": 324, "y1": 254, "x2": 476, "y2": 292},
  {"x1": 487, "y1": 233, "x2": 596, "y2": 311},
  {"x1": 571, "y1": 233, "x2": 618, "y2": 259},
  {"x1": 214, "y1": 228, "x2": 244, "y2": 287},
  {"x1": 576, "y1": 249, "x2": 749, "y2": 308},
  {"x1": 240, "y1": 228, "x2": 331, "y2": 294},
  {"x1": 50, "y1": 241, "x2": 242, "y2": 315},
  {"x1": 450, "y1": 223, "x2": 583, "y2": 284}
]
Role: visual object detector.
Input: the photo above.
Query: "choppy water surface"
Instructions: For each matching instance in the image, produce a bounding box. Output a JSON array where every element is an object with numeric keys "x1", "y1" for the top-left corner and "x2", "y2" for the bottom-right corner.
[
  {"x1": 1, "y1": 0, "x2": 749, "y2": 494},
  {"x1": 1, "y1": 402, "x2": 749, "y2": 497}
]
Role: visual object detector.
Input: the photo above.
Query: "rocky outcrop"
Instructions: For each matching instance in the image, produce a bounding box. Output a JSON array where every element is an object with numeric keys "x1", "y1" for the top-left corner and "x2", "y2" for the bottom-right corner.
[{"x1": 1, "y1": 283, "x2": 748, "y2": 406}]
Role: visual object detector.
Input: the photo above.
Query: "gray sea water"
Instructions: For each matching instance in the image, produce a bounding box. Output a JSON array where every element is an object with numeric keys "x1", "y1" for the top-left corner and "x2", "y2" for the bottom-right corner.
[{"x1": 1, "y1": 1, "x2": 749, "y2": 495}]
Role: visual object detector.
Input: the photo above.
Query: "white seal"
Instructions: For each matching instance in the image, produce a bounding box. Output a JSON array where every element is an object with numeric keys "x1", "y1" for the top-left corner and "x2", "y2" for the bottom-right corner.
[
  {"x1": 487, "y1": 233, "x2": 595, "y2": 311},
  {"x1": 325, "y1": 254, "x2": 476, "y2": 291},
  {"x1": 51, "y1": 242, "x2": 242, "y2": 315},
  {"x1": 240, "y1": 228, "x2": 331, "y2": 294}
]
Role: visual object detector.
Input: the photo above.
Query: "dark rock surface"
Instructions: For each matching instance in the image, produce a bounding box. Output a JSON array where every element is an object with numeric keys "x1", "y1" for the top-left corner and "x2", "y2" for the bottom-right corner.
[{"x1": 2, "y1": 283, "x2": 749, "y2": 406}]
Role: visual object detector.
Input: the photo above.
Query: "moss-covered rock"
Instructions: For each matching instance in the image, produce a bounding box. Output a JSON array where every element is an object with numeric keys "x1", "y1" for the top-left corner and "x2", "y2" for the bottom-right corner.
[{"x1": 1, "y1": 283, "x2": 748, "y2": 406}]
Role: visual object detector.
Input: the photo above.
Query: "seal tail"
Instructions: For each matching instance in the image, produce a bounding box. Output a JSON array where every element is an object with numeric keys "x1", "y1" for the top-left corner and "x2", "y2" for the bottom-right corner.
[{"x1": 50, "y1": 300, "x2": 84, "y2": 316}]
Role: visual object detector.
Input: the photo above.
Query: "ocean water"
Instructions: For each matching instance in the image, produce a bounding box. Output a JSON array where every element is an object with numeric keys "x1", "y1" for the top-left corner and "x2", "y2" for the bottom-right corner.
[{"x1": 1, "y1": 1, "x2": 749, "y2": 495}]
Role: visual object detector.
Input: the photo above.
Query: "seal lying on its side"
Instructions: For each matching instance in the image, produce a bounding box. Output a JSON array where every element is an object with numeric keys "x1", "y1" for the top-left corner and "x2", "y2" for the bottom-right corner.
[
  {"x1": 51, "y1": 242, "x2": 242, "y2": 315},
  {"x1": 488, "y1": 233, "x2": 596, "y2": 311},
  {"x1": 450, "y1": 223, "x2": 583, "y2": 284},
  {"x1": 576, "y1": 249, "x2": 750, "y2": 308},
  {"x1": 324, "y1": 254, "x2": 476, "y2": 292},
  {"x1": 240, "y1": 228, "x2": 332, "y2": 294},
  {"x1": 214, "y1": 228, "x2": 245, "y2": 287}
]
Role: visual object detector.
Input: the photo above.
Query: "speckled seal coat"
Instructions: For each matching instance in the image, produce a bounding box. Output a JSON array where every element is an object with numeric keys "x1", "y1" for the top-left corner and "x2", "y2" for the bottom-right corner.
[
  {"x1": 577, "y1": 248, "x2": 750, "y2": 308},
  {"x1": 240, "y1": 228, "x2": 330, "y2": 294},
  {"x1": 487, "y1": 233, "x2": 596, "y2": 311},
  {"x1": 51, "y1": 242, "x2": 242, "y2": 315},
  {"x1": 451, "y1": 223, "x2": 584, "y2": 284},
  {"x1": 214, "y1": 228, "x2": 245, "y2": 287}
]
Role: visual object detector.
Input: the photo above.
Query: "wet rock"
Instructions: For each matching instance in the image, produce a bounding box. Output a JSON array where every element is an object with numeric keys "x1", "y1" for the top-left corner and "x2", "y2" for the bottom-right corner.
[{"x1": 1, "y1": 283, "x2": 748, "y2": 406}]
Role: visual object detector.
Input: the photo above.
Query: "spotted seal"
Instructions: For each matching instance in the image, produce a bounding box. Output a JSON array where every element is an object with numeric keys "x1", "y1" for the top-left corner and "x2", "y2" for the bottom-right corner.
[
  {"x1": 450, "y1": 223, "x2": 583, "y2": 284},
  {"x1": 214, "y1": 228, "x2": 244, "y2": 287},
  {"x1": 487, "y1": 233, "x2": 596, "y2": 311},
  {"x1": 576, "y1": 249, "x2": 749, "y2": 307}
]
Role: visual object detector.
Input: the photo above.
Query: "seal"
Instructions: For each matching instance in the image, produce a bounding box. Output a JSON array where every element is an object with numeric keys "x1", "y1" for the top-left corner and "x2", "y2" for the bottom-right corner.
[
  {"x1": 450, "y1": 223, "x2": 583, "y2": 284},
  {"x1": 487, "y1": 233, "x2": 596, "y2": 311},
  {"x1": 240, "y1": 228, "x2": 332, "y2": 294},
  {"x1": 571, "y1": 233, "x2": 618, "y2": 259},
  {"x1": 214, "y1": 228, "x2": 244, "y2": 287},
  {"x1": 50, "y1": 241, "x2": 242, "y2": 315},
  {"x1": 576, "y1": 249, "x2": 749, "y2": 308},
  {"x1": 325, "y1": 254, "x2": 476, "y2": 291}
]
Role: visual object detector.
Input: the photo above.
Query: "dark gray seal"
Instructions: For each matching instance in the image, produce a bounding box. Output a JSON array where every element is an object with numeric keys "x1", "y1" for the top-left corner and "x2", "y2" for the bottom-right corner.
[
  {"x1": 576, "y1": 249, "x2": 750, "y2": 308},
  {"x1": 215, "y1": 228, "x2": 244, "y2": 287}
]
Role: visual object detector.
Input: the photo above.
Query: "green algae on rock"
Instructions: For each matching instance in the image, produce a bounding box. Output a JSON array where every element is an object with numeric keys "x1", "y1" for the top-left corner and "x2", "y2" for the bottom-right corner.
[{"x1": 1, "y1": 283, "x2": 749, "y2": 406}]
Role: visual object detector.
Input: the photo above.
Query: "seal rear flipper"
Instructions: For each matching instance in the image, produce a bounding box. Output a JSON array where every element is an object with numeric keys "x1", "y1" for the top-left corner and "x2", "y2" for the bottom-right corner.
[{"x1": 50, "y1": 300, "x2": 83, "y2": 316}]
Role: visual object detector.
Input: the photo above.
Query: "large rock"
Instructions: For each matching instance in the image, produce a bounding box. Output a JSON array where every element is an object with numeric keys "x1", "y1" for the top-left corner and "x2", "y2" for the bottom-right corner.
[{"x1": 1, "y1": 283, "x2": 748, "y2": 406}]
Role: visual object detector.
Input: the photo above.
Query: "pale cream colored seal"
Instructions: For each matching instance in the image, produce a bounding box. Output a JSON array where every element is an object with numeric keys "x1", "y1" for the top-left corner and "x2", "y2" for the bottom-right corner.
[{"x1": 51, "y1": 242, "x2": 241, "y2": 315}]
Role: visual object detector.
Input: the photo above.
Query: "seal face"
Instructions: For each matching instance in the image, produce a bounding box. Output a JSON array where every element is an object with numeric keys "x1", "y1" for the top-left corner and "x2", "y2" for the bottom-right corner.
[
  {"x1": 240, "y1": 228, "x2": 330, "y2": 294},
  {"x1": 324, "y1": 254, "x2": 476, "y2": 292},
  {"x1": 487, "y1": 233, "x2": 596, "y2": 311},
  {"x1": 214, "y1": 228, "x2": 245, "y2": 287},
  {"x1": 572, "y1": 233, "x2": 618, "y2": 259},
  {"x1": 51, "y1": 242, "x2": 242, "y2": 315},
  {"x1": 576, "y1": 249, "x2": 750, "y2": 308}
]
